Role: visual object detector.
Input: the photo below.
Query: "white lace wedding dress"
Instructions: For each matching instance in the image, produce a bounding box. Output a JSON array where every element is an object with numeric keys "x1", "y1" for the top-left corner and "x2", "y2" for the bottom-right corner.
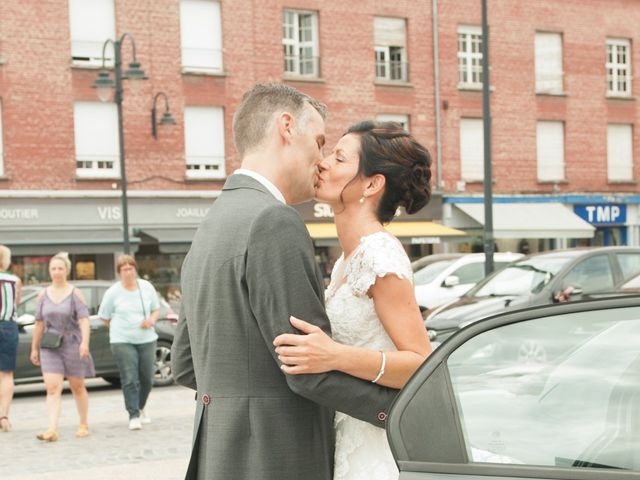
[{"x1": 325, "y1": 231, "x2": 413, "y2": 480}]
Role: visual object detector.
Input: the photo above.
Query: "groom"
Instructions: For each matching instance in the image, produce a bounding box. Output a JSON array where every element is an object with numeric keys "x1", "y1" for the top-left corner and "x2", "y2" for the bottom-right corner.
[{"x1": 172, "y1": 84, "x2": 397, "y2": 479}]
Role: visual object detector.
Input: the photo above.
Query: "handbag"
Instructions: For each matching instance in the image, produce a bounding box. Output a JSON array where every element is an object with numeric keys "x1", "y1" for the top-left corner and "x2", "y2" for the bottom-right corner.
[{"x1": 40, "y1": 288, "x2": 76, "y2": 350}]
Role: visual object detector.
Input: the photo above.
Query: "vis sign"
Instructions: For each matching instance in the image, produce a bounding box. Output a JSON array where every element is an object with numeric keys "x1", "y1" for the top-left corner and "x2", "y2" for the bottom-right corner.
[{"x1": 574, "y1": 204, "x2": 627, "y2": 225}]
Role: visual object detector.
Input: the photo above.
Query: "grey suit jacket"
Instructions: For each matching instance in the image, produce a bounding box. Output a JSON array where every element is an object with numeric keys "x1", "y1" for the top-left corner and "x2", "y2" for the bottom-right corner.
[{"x1": 172, "y1": 175, "x2": 398, "y2": 480}]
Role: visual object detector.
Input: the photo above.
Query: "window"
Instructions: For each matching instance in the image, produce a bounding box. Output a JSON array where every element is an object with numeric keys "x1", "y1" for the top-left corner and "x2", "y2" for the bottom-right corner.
[
  {"x1": 460, "y1": 118, "x2": 484, "y2": 181},
  {"x1": 282, "y1": 10, "x2": 319, "y2": 77},
  {"x1": 68, "y1": 0, "x2": 115, "y2": 66},
  {"x1": 458, "y1": 26, "x2": 483, "y2": 88},
  {"x1": 535, "y1": 32, "x2": 563, "y2": 94},
  {"x1": 447, "y1": 308, "x2": 640, "y2": 469},
  {"x1": 184, "y1": 106, "x2": 226, "y2": 179},
  {"x1": 0, "y1": 98, "x2": 3, "y2": 177},
  {"x1": 536, "y1": 121, "x2": 564, "y2": 181},
  {"x1": 74, "y1": 102, "x2": 119, "y2": 178},
  {"x1": 606, "y1": 38, "x2": 631, "y2": 96},
  {"x1": 180, "y1": 0, "x2": 223, "y2": 73},
  {"x1": 376, "y1": 113, "x2": 409, "y2": 131},
  {"x1": 451, "y1": 263, "x2": 484, "y2": 285},
  {"x1": 562, "y1": 255, "x2": 615, "y2": 293},
  {"x1": 374, "y1": 17, "x2": 407, "y2": 82},
  {"x1": 607, "y1": 124, "x2": 633, "y2": 182},
  {"x1": 617, "y1": 252, "x2": 640, "y2": 281}
]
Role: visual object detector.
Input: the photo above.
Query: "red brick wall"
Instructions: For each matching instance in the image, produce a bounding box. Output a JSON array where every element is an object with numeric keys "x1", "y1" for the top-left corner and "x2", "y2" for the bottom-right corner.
[{"x1": 0, "y1": 0, "x2": 638, "y2": 195}]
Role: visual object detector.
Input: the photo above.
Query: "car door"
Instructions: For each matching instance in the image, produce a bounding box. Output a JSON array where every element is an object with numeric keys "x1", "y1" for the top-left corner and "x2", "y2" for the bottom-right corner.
[
  {"x1": 14, "y1": 291, "x2": 42, "y2": 381},
  {"x1": 388, "y1": 296, "x2": 640, "y2": 479},
  {"x1": 558, "y1": 253, "x2": 616, "y2": 297}
]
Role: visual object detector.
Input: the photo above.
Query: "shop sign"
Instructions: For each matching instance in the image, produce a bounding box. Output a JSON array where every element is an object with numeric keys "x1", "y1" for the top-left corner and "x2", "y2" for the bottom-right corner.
[{"x1": 574, "y1": 204, "x2": 627, "y2": 225}]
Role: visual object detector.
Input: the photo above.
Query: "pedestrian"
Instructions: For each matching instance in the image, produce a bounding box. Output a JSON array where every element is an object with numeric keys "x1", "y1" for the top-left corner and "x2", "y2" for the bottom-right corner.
[
  {"x1": 98, "y1": 255, "x2": 160, "y2": 431},
  {"x1": 30, "y1": 252, "x2": 94, "y2": 442},
  {"x1": 0, "y1": 245, "x2": 22, "y2": 432},
  {"x1": 172, "y1": 83, "x2": 396, "y2": 479}
]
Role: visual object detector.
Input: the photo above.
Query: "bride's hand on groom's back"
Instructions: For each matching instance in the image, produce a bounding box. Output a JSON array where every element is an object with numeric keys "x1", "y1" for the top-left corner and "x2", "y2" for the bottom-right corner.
[{"x1": 273, "y1": 316, "x2": 344, "y2": 374}]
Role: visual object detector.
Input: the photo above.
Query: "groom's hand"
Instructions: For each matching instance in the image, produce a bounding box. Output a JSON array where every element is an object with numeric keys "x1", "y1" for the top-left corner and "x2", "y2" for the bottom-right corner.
[{"x1": 273, "y1": 316, "x2": 343, "y2": 374}]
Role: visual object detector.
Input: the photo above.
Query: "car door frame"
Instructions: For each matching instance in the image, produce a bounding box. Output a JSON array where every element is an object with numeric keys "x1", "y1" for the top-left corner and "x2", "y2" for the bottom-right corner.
[{"x1": 387, "y1": 295, "x2": 640, "y2": 480}]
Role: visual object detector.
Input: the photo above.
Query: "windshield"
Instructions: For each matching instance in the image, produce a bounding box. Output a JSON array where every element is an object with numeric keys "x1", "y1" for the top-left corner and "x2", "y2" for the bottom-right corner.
[
  {"x1": 413, "y1": 260, "x2": 456, "y2": 285},
  {"x1": 470, "y1": 256, "x2": 572, "y2": 297}
]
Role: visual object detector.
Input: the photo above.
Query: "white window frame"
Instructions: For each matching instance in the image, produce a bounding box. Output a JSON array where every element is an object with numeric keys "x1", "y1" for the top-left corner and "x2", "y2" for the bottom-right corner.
[
  {"x1": 374, "y1": 17, "x2": 408, "y2": 82},
  {"x1": 0, "y1": 98, "x2": 4, "y2": 177},
  {"x1": 69, "y1": 0, "x2": 116, "y2": 67},
  {"x1": 606, "y1": 38, "x2": 632, "y2": 97},
  {"x1": 282, "y1": 10, "x2": 319, "y2": 78},
  {"x1": 460, "y1": 118, "x2": 484, "y2": 181},
  {"x1": 535, "y1": 32, "x2": 564, "y2": 94},
  {"x1": 184, "y1": 106, "x2": 226, "y2": 180},
  {"x1": 180, "y1": 0, "x2": 223, "y2": 74},
  {"x1": 376, "y1": 113, "x2": 410, "y2": 131},
  {"x1": 536, "y1": 121, "x2": 565, "y2": 182},
  {"x1": 458, "y1": 26, "x2": 483, "y2": 89},
  {"x1": 607, "y1": 124, "x2": 634, "y2": 182},
  {"x1": 74, "y1": 102, "x2": 120, "y2": 179}
]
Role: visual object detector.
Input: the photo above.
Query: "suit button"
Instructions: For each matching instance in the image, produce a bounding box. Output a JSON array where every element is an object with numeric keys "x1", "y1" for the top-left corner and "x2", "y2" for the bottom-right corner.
[
  {"x1": 202, "y1": 394, "x2": 211, "y2": 405},
  {"x1": 378, "y1": 412, "x2": 387, "y2": 422}
]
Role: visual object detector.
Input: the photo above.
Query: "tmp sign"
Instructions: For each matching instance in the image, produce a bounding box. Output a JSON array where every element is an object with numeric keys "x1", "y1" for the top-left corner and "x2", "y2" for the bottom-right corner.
[{"x1": 574, "y1": 204, "x2": 627, "y2": 225}]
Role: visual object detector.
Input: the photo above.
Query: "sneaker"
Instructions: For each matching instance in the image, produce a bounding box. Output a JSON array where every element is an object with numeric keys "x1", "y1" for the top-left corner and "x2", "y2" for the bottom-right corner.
[
  {"x1": 128, "y1": 417, "x2": 142, "y2": 430},
  {"x1": 140, "y1": 410, "x2": 151, "y2": 425}
]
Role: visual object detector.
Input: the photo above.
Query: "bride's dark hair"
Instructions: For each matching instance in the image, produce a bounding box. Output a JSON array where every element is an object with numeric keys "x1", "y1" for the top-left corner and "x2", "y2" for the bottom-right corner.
[{"x1": 341, "y1": 120, "x2": 432, "y2": 223}]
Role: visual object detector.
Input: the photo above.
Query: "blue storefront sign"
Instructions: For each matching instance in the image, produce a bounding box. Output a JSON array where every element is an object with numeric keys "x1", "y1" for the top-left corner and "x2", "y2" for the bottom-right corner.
[{"x1": 574, "y1": 204, "x2": 627, "y2": 225}]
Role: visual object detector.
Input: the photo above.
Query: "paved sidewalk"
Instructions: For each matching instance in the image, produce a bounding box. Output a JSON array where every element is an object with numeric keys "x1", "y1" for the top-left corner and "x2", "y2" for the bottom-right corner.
[{"x1": 0, "y1": 380, "x2": 196, "y2": 479}]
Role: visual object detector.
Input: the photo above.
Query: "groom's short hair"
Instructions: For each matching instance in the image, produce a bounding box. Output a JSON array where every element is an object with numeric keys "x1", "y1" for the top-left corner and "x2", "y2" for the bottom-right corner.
[{"x1": 232, "y1": 83, "x2": 326, "y2": 158}]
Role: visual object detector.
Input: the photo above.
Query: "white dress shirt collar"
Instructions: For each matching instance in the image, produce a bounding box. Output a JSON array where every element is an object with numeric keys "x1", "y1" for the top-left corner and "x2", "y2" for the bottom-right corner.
[{"x1": 233, "y1": 168, "x2": 286, "y2": 204}]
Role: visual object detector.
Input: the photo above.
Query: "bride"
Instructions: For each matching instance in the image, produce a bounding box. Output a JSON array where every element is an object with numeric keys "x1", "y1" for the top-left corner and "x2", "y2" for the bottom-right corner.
[{"x1": 274, "y1": 120, "x2": 433, "y2": 480}]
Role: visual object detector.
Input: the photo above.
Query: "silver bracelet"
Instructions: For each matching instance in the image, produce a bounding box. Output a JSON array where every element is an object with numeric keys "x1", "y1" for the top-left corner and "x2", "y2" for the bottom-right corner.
[{"x1": 371, "y1": 351, "x2": 386, "y2": 384}]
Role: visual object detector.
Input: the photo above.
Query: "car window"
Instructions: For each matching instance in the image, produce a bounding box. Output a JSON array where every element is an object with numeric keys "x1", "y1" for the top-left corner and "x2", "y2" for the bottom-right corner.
[
  {"x1": 472, "y1": 257, "x2": 570, "y2": 297},
  {"x1": 622, "y1": 274, "x2": 640, "y2": 291},
  {"x1": 451, "y1": 263, "x2": 484, "y2": 285},
  {"x1": 414, "y1": 260, "x2": 456, "y2": 286},
  {"x1": 76, "y1": 287, "x2": 94, "y2": 314},
  {"x1": 562, "y1": 254, "x2": 614, "y2": 293},
  {"x1": 446, "y1": 308, "x2": 640, "y2": 470},
  {"x1": 17, "y1": 292, "x2": 40, "y2": 316},
  {"x1": 617, "y1": 252, "x2": 640, "y2": 281}
]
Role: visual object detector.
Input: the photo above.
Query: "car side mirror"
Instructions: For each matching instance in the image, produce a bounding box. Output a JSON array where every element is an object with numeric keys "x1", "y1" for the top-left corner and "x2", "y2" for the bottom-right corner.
[
  {"x1": 443, "y1": 275, "x2": 460, "y2": 288},
  {"x1": 17, "y1": 313, "x2": 36, "y2": 327}
]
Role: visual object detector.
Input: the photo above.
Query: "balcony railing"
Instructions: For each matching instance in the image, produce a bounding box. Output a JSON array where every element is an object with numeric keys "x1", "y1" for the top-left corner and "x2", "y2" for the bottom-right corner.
[
  {"x1": 284, "y1": 55, "x2": 321, "y2": 78},
  {"x1": 375, "y1": 60, "x2": 409, "y2": 82}
]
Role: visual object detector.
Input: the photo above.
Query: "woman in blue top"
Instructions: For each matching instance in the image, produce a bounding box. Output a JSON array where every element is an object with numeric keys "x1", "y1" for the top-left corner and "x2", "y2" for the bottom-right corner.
[{"x1": 99, "y1": 255, "x2": 160, "y2": 431}]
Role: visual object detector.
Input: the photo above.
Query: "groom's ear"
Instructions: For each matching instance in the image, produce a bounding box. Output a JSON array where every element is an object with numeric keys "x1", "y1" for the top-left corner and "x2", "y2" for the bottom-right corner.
[
  {"x1": 365, "y1": 174, "x2": 386, "y2": 196},
  {"x1": 277, "y1": 112, "x2": 295, "y2": 144}
]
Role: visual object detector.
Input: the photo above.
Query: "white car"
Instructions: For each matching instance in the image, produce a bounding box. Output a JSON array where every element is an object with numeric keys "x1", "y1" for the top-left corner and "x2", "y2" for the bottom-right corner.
[{"x1": 413, "y1": 252, "x2": 523, "y2": 310}]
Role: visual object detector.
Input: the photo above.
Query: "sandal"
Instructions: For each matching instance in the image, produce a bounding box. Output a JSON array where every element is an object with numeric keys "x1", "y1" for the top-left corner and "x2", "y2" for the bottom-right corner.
[
  {"x1": 0, "y1": 416, "x2": 10, "y2": 432},
  {"x1": 36, "y1": 429, "x2": 59, "y2": 442},
  {"x1": 75, "y1": 424, "x2": 90, "y2": 438}
]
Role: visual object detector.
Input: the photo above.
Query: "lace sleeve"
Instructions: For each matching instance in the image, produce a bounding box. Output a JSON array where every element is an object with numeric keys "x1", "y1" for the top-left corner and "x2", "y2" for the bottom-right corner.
[{"x1": 345, "y1": 232, "x2": 413, "y2": 297}]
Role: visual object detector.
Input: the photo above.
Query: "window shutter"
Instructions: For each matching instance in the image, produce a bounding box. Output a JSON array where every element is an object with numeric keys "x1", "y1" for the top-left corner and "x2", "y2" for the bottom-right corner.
[
  {"x1": 460, "y1": 119, "x2": 484, "y2": 181},
  {"x1": 608, "y1": 124, "x2": 633, "y2": 181},
  {"x1": 374, "y1": 17, "x2": 406, "y2": 47},
  {"x1": 69, "y1": 0, "x2": 115, "y2": 63},
  {"x1": 184, "y1": 106, "x2": 226, "y2": 178},
  {"x1": 535, "y1": 33, "x2": 563, "y2": 93},
  {"x1": 74, "y1": 102, "x2": 119, "y2": 175},
  {"x1": 180, "y1": 0, "x2": 223, "y2": 71},
  {"x1": 536, "y1": 121, "x2": 564, "y2": 181}
]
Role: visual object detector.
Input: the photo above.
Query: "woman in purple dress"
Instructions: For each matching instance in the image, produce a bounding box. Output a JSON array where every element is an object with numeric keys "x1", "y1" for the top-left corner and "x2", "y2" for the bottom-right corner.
[{"x1": 30, "y1": 252, "x2": 95, "y2": 442}]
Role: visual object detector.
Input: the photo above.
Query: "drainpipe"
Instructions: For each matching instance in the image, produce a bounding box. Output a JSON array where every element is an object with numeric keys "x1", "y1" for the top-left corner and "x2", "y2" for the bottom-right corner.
[{"x1": 432, "y1": 0, "x2": 443, "y2": 191}]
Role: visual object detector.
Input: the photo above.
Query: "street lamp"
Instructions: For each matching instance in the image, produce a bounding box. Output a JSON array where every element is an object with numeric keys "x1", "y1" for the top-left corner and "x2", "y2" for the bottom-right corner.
[
  {"x1": 92, "y1": 33, "x2": 146, "y2": 254},
  {"x1": 151, "y1": 92, "x2": 176, "y2": 139}
]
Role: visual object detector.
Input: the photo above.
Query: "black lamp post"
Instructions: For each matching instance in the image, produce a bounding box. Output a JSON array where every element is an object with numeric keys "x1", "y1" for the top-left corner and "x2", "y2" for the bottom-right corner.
[
  {"x1": 92, "y1": 33, "x2": 147, "y2": 255},
  {"x1": 151, "y1": 92, "x2": 176, "y2": 139}
]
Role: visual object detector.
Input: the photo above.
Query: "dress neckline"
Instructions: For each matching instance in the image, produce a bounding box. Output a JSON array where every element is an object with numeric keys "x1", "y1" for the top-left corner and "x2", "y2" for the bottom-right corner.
[{"x1": 45, "y1": 287, "x2": 74, "y2": 306}]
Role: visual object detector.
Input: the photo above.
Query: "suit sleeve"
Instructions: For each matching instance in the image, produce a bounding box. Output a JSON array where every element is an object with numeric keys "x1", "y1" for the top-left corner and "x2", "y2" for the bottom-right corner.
[
  {"x1": 246, "y1": 205, "x2": 397, "y2": 428},
  {"x1": 172, "y1": 259, "x2": 197, "y2": 391}
]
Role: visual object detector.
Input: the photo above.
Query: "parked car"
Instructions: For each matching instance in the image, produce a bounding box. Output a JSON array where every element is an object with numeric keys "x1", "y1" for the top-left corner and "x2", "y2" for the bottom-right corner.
[
  {"x1": 425, "y1": 247, "x2": 640, "y2": 348},
  {"x1": 411, "y1": 253, "x2": 465, "y2": 272},
  {"x1": 388, "y1": 295, "x2": 640, "y2": 477},
  {"x1": 14, "y1": 280, "x2": 178, "y2": 386},
  {"x1": 413, "y1": 252, "x2": 522, "y2": 310}
]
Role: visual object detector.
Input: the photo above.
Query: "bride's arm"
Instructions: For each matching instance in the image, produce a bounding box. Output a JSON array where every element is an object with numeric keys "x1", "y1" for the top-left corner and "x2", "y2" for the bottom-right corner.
[{"x1": 274, "y1": 274, "x2": 432, "y2": 389}]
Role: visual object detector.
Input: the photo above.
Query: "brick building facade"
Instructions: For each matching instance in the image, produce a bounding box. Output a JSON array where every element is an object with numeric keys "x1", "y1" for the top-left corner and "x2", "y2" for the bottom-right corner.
[{"x1": 0, "y1": 0, "x2": 639, "y2": 289}]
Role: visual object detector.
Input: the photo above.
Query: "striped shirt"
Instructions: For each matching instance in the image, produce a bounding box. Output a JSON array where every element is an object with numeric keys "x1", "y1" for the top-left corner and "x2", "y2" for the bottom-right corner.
[{"x1": 0, "y1": 271, "x2": 19, "y2": 321}]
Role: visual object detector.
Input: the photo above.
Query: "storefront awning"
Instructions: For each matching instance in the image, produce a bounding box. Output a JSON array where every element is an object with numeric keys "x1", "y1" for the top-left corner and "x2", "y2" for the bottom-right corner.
[
  {"x1": 135, "y1": 228, "x2": 197, "y2": 253},
  {"x1": 306, "y1": 221, "x2": 467, "y2": 246},
  {"x1": 454, "y1": 203, "x2": 596, "y2": 239},
  {"x1": 0, "y1": 229, "x2": 138, "y2": 255}
]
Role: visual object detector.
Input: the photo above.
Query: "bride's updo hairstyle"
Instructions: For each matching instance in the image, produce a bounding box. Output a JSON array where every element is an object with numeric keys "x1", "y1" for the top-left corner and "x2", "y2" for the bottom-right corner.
[{"x1": 345, "y1": 120, "x2": 432, "y2": 223}]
